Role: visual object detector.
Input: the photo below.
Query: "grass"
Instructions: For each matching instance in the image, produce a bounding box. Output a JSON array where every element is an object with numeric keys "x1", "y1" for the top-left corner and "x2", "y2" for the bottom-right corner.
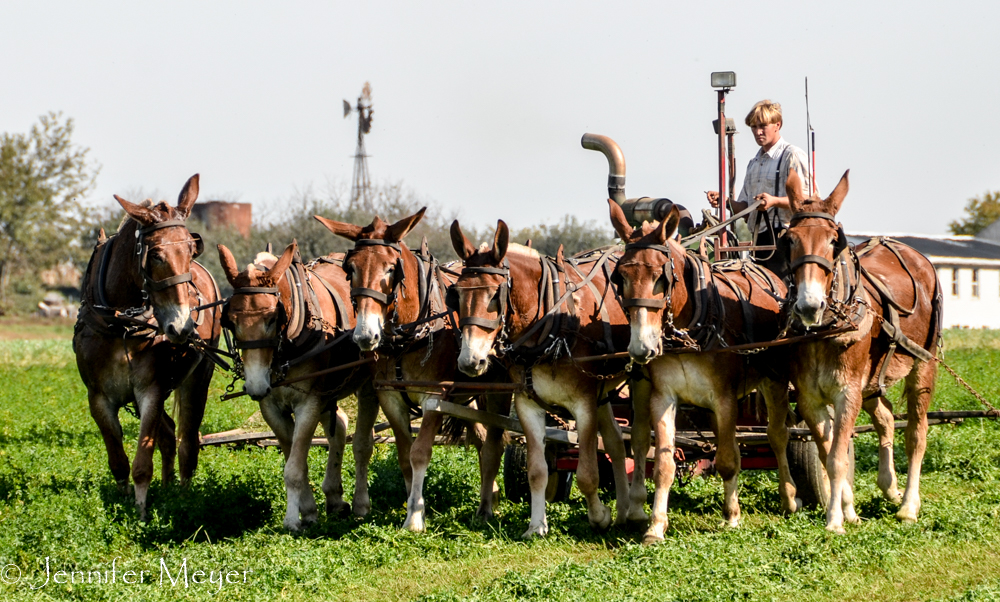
[{"x1": 1, "y1": 324, "x2": 1000, "y2": 600}]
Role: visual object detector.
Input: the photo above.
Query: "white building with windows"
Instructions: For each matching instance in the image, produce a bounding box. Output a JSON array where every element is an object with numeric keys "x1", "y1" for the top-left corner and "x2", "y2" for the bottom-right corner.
[{"x1": 846, "y1": 233, "x2": 1000, "y2": 329}]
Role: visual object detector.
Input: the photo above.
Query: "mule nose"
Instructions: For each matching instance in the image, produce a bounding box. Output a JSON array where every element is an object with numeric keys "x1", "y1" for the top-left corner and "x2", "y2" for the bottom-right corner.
[{"x1": 248, "y1": 386, "x2": 272, "y2": 402}]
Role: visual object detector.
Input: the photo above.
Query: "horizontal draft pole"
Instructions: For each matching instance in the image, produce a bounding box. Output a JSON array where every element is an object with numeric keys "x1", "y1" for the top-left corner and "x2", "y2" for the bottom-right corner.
[
  {"x1": 374, "y1": 380, "x2": 524, "y2": 393},
  {"x1": 572, "y1": 326, "x2": 858, "y2": 363},
  {"x1": 221, "y1": 357, "x2": 377, "y2": 401}
]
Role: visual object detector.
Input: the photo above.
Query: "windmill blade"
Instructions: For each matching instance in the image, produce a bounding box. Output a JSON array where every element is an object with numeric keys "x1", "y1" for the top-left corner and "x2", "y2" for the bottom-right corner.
[{"x1": 343, "y1": 99, "x2": 352, "y2": 118}]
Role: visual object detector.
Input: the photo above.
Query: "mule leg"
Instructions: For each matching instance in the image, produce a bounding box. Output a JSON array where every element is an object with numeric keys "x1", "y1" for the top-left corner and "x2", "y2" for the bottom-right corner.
[
  {"x1": 283, "y1": 400, "x2": 322, "y2": 531},
  {"x1": 320, "y1": 407, "x2": 351, "y2": 518},
  {"x1": 626, "y1": 377, "x2": 652, "y2": 523},
  {"x1": 897, "y1": 361, "x2": 935, "y2": 523},
  {"x1": 573, "y1": 401, "x2": 612, "y2": 532},
  {"x1": 760, "y1": 381, "x2": 800, "y2": 514},
  {"x1": 88, "y1": 391, "x2": 131, "y2": 492},
  {"x1": 516, "y1": 394, "x2": 550, "y2": 538},
  {"x1": 260, "y1": 402, "x2": 295, "y2": 461},
  {"x1": 174, "y1": 361, "x2": 211, "y2": 485},
  {"x1": 380, "y1": 392, "x2": 415, "y2": 494},
  {"x1": 471, "y1": 394, "x2": 505, "y2": 521},
  {"x1": 157, "y1": 410, "x2": 177, "y2": 485},
  {"x1": 596, "y1": 401, "x2": 630, "y2": 525},
  {"x1": 796, "y1": 390, "x2": 834, "y2": 506},
  {"x1": 715, "y1": 399, "x2": 742, "y2": 528},
  {"x1": 644, "y1": 392, "x2": 678, "y2": 544},
  {"x1": 863, "y1": 395, "x2": 902, "y2": 504},
  {"x1": 402, "y1": 406, "x2": 444, "y2": 533},
  {"x1": 132, "y1": 389, "x2": 166, "y2": 521},
  {"x1": 351, "y1": 381, "x2": 379, "y2": 517},
  {"x1": 826, "y1": 386, "x2": 862, "y2": 534}
]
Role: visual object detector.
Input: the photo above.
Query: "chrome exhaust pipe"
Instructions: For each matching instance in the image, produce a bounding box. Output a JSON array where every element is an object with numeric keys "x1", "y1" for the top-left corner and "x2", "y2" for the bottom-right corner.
[
  {"x1": 582, "y1": 133, "x2": 675, "y2": 227},
  {"x1": 581, "y1": 133, "x2": 626, "y2": 205}
]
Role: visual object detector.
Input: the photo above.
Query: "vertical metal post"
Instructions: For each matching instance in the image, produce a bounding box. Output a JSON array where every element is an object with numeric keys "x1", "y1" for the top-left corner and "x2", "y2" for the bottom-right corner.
[{"x1": 717, "y1": 89, "x2": 728, "y2": 250}]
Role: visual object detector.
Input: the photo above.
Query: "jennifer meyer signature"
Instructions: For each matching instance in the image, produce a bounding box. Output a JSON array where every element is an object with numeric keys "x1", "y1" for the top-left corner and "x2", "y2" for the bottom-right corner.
[{"x1": 2, "y1": 557, "x2": 253, "y2": 593}]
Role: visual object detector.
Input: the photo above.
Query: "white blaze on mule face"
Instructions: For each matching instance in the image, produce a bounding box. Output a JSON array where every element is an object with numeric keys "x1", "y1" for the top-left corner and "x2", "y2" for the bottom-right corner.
[
  {"x1": 795, "y1": 275, "x2": 827, "y2": 328},
  {"x1": 458, "y1": 328, "x2": 492, "y2": 377},
  {"x1": 243, "y1": 350, "x2": 273, "y2": 399},
  {"x1": 628, "y1": 308, "x2": 661, "y2": 364},
  {"x1": 156, "y1": 301, "x2": 194, "y2": 344},
  {"x1": 353, "y1": 306, "x2": 384, "y2": 351}
]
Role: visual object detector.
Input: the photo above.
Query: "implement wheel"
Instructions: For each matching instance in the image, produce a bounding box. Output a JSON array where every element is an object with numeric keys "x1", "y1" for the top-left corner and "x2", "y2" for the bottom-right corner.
[
  {"x1": 503, "y1": 443, "x2": 574, "y2": 503},
  {"x1": 788, "y1": 437, "x2": 855, "y2": 509}
]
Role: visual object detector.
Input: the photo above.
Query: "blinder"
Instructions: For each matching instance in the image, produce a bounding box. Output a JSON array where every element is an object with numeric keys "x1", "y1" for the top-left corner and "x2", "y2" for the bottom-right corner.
[
  {"x1": 445, "y1": 285, "x2": 459, "y2": 312},
  {"x1": 191, "y1": 232, "x2": 205, "y2": 259}
]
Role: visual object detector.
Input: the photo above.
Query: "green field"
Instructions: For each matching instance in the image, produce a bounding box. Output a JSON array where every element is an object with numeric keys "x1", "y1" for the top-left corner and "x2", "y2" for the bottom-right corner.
[{"x1": 2, "y1": 321, "x2": 1000, "y2": 601}]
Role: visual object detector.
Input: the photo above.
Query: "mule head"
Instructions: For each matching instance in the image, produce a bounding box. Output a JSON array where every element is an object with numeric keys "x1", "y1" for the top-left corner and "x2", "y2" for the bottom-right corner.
[
  {"x1": 609, "y1": 199, "x2": 681, "y2": 364},
  {"x1": 784, "y1": 169, "x2": 850, "y2": 328},
  {"x1": 450, "y1": 219, "x2": 509, "y2": 377},
  {"x1": 315, "y1": 208, "x2": 426, "y2": 351},
  {"x1": 114, "y1": 174, "x2": 204, "y2": 344},
  {"x1": 218, "y1": 242, "x2": 296, "y2": 401}
]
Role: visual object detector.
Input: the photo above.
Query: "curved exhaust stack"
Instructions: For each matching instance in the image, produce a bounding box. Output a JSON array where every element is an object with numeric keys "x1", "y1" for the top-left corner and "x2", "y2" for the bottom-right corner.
[
  {"x1": 582, "y1": 133, "x2": 675, "y2": 228},
  {"x1": 581, "y1": 133, "x2": 626, "y2": 205}
]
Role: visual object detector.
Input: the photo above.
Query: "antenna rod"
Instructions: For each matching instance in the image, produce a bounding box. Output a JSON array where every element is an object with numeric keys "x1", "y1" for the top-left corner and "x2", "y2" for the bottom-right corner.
[{"x1": 805, "y1": 77, "x2": 816, "y2": 195}]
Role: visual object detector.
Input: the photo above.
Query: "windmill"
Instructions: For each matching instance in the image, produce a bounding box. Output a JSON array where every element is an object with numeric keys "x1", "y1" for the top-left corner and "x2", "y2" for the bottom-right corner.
[{"x1": 343, "y1": 82, "x2": 374, "y2": 207}]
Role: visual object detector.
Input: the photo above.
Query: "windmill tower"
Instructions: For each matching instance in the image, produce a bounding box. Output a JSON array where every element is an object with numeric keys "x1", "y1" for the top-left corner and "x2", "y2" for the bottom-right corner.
[{"x1": 343, "y1": 82, "x2": 374, "y2": 207}]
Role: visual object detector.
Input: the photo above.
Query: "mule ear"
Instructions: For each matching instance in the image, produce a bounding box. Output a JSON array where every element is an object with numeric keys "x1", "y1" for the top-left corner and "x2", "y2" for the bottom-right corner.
[
  {"x1": 608, "y1": 199, "x2": 634, "y2": 241},
  {"x1": 826, "y1": 170, "x2": 850, "y2": 215},
  {"x1": 97, "y1": 228, "x2": 107, "y2": 244},
  {"x1": 450, "y1": 220, "x2": 476, "y2": 260},
  {"x1": 555, "y1": 244, "x2": 566, "y2": 270},
  {"x1": 176, "y1": 174, "x2": 200, "y2": 218},
  {"x1": 492, "y1": 220, "x2": 509, "y2": 263},
  {"x1": 217, "y1": 244, "x2": 241, "y2": 285},
  {"x1": 314, "y1": 215, "x2": 363, "y2": 241},
  {"x1": 269, "y1": 241, "x2": 297, "y2": 281},
  {"x1": 115, "y1": 195, "x2": 157, "y2": 226},
  {"x1": 655, "y1": 206, "x2": 681, "y2": 244},
  {"x1": 786, "y1": 170, "x2": 806, "y2": 212},
  {"x1": 386, "y1": 207, "x2": 427, "y2": 242}
]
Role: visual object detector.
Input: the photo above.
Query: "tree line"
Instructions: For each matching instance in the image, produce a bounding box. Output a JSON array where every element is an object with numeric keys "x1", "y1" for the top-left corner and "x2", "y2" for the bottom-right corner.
[{"x1": 0, "y1": 113, "x2": 615, "y2": 312}]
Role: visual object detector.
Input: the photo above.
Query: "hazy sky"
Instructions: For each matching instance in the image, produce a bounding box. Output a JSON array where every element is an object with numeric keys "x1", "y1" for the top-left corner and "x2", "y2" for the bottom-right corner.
[{"x1": 2, "y1": 1, "x2": 996, "y2": 236}]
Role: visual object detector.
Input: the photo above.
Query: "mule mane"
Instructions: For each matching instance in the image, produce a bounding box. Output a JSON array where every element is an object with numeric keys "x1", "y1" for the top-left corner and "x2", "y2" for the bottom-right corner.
[
  {"x1": 794, "y1": 197, "x2": 836, "y2": 215},
  {"x1": 116, "y1": 199, "x2": 172, "y2": 233},
  {"x1": 505, "y1": 243, "x2": 539, "y2": 259}
]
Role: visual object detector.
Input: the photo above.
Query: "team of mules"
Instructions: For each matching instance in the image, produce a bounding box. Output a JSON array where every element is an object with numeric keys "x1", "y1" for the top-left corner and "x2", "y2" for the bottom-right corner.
[{"x1": 76, "y1": 170, "x2": 941, "y2": 538}]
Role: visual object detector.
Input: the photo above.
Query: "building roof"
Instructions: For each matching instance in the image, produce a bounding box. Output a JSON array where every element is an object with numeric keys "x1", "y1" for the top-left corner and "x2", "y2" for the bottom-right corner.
[{"x1": 846, "y1": 233, "x2": 1000, "y2": 262}]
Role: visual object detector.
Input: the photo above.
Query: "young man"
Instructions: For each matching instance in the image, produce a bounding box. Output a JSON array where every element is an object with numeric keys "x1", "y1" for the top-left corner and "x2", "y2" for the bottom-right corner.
[{"x1": 706, "y1": 99, "x2": 816, "y2": 271}]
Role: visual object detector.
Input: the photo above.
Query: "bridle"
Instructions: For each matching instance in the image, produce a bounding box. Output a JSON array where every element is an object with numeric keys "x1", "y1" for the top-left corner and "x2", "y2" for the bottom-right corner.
[
  {"x1": 136, "y1": 219, "x2": 205, "y2": 294},
  {"x1": 224, "y1": 285, "x2": 286, "y2": 350},
  {"x1": 613, "y1": 242, "x2": 677, "y2": 313},
  {"x1": 448, "y1": 262, "x2": 511, "y2": 332},
  {"x1": 783, "y1": 212, "x2": 847, "y2": 274},
  {"x1": 345, "y1": 238, "x2": 406, "y2": 310}
]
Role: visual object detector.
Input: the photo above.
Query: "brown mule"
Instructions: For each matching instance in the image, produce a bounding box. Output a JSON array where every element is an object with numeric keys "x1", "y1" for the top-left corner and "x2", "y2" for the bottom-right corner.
[
  {"x1": 783, "y1": 169, "x2": 941, "y2": 533},
  {"x1": 74, "y1": 175, "x2": 221, "y2": 519},
  {"x1": 218, "y1": 241, "x2": 377, "y2": 529},
  {"x1": 316, "y1": 209, "x2": 507, "y2": 532},
  {"x1": 450, "y1": 219, "x2": 631, "y2": 538},
  {"x1": 608, "y1": 200, "x2": 796, "y2": 543}
]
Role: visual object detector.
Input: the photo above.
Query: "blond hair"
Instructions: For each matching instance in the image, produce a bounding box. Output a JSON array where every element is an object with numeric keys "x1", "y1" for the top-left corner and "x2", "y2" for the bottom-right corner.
[{"x1": 745, "y1": 100, "x2": 782, "y2": 127}]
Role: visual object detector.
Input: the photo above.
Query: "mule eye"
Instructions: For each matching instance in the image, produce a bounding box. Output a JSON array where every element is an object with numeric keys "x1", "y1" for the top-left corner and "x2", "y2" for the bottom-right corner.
[{"x1": 487, "y1": 298, "x2": 499, "y2": 313}]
